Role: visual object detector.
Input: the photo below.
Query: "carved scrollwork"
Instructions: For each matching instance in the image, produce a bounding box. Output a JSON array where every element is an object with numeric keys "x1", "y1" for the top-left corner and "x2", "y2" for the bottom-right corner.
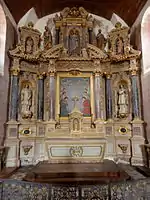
[{"x1": 70, "y1": 146, "x2": 83, "y2": 157}]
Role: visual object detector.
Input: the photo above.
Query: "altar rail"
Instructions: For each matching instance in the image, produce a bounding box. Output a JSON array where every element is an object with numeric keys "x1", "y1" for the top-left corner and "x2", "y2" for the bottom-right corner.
[{"x1": 0, "y1": 178, "x2": 150, "y2": 199}]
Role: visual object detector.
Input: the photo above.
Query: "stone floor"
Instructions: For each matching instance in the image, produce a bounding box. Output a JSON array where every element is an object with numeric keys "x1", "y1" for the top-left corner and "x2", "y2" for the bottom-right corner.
[{"x1": 1, "y1": 163, "x2": 150, "y2": 199}]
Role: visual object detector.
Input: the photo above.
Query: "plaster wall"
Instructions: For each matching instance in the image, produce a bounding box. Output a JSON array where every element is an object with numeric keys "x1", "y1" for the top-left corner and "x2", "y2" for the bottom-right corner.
[
  {"x1": 131, "y1": 0, "x2": 150, "y2": 142},
  {"x1": 0, "y1": 3, "x2": 17, "y2": 145}
]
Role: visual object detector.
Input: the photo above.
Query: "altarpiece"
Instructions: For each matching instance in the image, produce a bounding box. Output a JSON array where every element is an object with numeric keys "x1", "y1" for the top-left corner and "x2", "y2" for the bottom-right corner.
[{"x1": 5, "y1": 7, "x2": 145, "y2": 167}]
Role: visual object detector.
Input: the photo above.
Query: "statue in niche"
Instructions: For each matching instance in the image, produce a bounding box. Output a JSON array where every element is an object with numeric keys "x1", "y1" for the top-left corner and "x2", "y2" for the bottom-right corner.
[
  {"x1": 73, "y1": 118, "x2": 79, "y2": 131},
  {"x1": 117, "y1": 84, "x2": 128, "y2": 117},
  {"x1": 96, "y1": 29, "x2": 106, "y2": 51},
  {"x1": 25, "y1": 37, "x2": 34, "y2": 54},
  {"x1": 21, "y1": 83, "x2": 32, "y2": 119},
  {"x1": 116, "y1": 38, "x2": 124, "y2": 55},
  {"x1": 69, "y1": 29, "x2": 80, "y2": 56},
  {"x1": 43, "y1": 26, "x2": 52, "y2": 50}
]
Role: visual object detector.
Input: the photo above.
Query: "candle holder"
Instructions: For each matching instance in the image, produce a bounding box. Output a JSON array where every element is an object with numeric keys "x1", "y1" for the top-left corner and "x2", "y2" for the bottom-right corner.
[
  {"x1": 118, "y1": 144, "x2": 128, "y2": 154},
  {"x1": 22, "y1": 145, "x2": 32, "y2": 156}
]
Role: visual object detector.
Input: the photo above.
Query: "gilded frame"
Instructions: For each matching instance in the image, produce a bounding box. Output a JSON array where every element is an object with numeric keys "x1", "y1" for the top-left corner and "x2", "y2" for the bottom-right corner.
[{"x1": 55, "y1": 72, "x2": 95, "y2": 121}]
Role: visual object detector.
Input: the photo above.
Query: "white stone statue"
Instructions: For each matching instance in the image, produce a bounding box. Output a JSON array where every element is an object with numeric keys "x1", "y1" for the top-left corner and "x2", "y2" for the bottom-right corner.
[
  {"x1": 117, "y1": 84, "x2": 128, "y2": 116},
  {"x1": 21, "y1": 84, "x2": 32, "y2": 118}
]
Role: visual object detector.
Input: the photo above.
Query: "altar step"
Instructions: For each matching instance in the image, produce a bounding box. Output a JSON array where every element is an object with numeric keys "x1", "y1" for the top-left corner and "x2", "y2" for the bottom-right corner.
[{"x1": 23, "y1": 160, "x2": 130, "y2": 184}]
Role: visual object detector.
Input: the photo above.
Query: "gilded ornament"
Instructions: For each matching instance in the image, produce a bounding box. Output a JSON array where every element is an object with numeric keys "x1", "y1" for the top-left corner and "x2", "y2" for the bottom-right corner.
[
  {"x1": 10, "y1": 68, "x2": 20, "y2": 76},
  {"x1": 22, "y1": 144, "x2": 33, "y2": 155},
  {"x1": 37, "y1": 72, "x2": 46, "y2": 79},
  {"x1": 118, "y1": 144, "x2": 128, "y2": 154},
  {"x1": 118, "y1": 127, "x2": 128, "y2": 135},
  {"x1": 70, "y1": 146, "x2": 83, "y2": 157},
  {"x1": 20, "y1": 128, "x2": 32, "y2": 136},
  {"x1": 130, "y1": 69, "x2": 138, "y2": 76}
]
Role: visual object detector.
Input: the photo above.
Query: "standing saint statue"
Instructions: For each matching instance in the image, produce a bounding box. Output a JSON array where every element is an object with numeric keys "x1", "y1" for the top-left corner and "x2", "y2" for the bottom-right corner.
[
  {"x1": 96, "y1": 29, "x2": 106, "y2": 51},
  {"x1": 43, "y1": 26, "x2": 52, "y2": 50},
  {"x1": 116, "y1": 38, "x2": 124, "y2": 55},
  {"x1": 69, "y1": 29, "x2": 80, "y2": 56},
  {"x1": 117, "y1": 85, "x2": 128, "y2": 116},
  {"x1": 21, "y1": 84, "x2": 32, "y2": 118}
]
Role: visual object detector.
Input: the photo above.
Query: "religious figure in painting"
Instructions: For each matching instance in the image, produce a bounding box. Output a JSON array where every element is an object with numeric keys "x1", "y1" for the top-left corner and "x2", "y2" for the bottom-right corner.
[
  {"x1": 43, "y1": 26, "x2": 52, "y2": 50},
  {"x1": 60, "y1": 77, "x2": 91, "y2": 116},
  {"x1": 96, "y1": 29, "x2": 106, "y2": 51},
  {"x1": 116, "y1": 38, "x2": 124, "y2": 55},
  {"x1": 69, "y1": 29, "x2": 80, "y2": 56},
  {"x1": 60, "y1": 96, "x2": 69, "y2": 116},
  {"x1": 117, "y1": 84, "x2": 128, "y2": 116},
  {"x1": 82, "y1": 96, "x2": 91, "y2": 116},
  {"x1": 21, "y1": 84, "x2": 32, "y2": 118},
  {"x1": 25, "y1": 37, "x2": 34, "y2": 54}
]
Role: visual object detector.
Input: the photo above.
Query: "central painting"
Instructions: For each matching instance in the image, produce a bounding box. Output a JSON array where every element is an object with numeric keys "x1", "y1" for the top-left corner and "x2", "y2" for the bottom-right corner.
[{"x1": 58, "y1": 75, "x2": 92, "y2": 117}]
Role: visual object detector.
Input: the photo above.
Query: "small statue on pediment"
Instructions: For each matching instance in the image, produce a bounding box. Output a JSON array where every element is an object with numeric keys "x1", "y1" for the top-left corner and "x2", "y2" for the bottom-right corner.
[
  {"x1": 116, "y1": 38, "x2": 124, "y2": 55},
  {"x1": 96, "y1": 29, "x2": 106, "y2": 51},
  {"x1": 43, "y1": 26, "x2": 52, "y2": 50},
  {"x1": 25, "y1": 37, "x2": 34, "y2": 54}
]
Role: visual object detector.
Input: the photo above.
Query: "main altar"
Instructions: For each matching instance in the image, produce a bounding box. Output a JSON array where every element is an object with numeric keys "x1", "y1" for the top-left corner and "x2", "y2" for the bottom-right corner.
[{"x1": 5, "y1": 7, "x2": 145, "y2": 167}]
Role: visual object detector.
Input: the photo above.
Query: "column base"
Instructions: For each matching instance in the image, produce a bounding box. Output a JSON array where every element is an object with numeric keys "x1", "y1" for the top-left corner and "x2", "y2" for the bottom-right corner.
[
  {"x1": 45, "y1": 120, "x2": 56, "y2": 136},
  {"x1": 130, "y1": 136, "x2": 146, "y2": 166}
]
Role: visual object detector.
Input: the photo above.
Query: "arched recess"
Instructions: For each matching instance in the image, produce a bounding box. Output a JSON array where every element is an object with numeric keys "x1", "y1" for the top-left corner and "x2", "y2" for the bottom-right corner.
[
  {"x1": 141, "y1": 7, "x2": 150, "y2": 74},
  {"x1": 0, "y1": 4, "x2": 6, "y2": 76}
]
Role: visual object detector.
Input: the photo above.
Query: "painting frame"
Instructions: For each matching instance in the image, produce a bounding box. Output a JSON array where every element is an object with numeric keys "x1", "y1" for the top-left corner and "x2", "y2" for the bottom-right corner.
[{"x1": 55, "y1": 72, "x2": 95, "y2": 120}]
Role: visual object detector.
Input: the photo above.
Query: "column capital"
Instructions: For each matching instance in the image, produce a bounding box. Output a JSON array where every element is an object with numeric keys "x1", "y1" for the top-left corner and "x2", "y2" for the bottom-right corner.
[
  {"x1": 10, "y1": 67, "x2": 20, "y2": 76},
  {"x1": 48, "y1": 60, "x2": 56, "y2": 75},
  {"x1": 37, "y1": 72, "x2": 45, "y2": 79},
  {"x1": 94, "y1": 71, "x2": 103, "y2": 77},
  {"x1": 130, "y1": 69, "x2": 139, "y2": 76},
  {"x1": 88, "y1": 27, "x2": 93, "y2": 31},
  {"x1": 105, "y1": 73, "x2": 112, "y2": 79},
  {"x1": 129, "y1": 58, "x2": 139, "y2": 76},
  {"x1": 48, "y1": 72, "x2": 55, "y2": 77}
]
